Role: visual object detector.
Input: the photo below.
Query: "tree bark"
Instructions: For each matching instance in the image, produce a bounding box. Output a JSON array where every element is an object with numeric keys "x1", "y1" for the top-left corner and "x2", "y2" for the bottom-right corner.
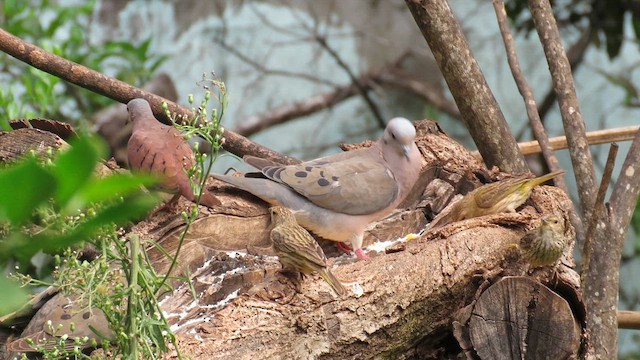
[{"x1": 404, "y1": 0, "x2": 528, "y2": 174}]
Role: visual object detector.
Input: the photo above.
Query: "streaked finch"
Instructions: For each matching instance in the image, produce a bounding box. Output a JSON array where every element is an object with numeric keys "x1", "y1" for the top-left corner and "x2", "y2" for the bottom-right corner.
[{"x1": 269, "y1": 206, "x2": 346, "y2": 295}]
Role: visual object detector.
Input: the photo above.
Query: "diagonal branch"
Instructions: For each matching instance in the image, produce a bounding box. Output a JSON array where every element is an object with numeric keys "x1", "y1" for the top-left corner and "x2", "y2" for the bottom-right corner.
[
  {"x1": 528, "y1": 0, "x2": 597, "y2": 220},
  {"x1": 0, "y1": 28, "x2": 298, "y2": 165},
  {"x1": 492, "y1": 0, "x2": 584, "y2": 244},
  {"x1": 314, "y1": 34, "x2": 386, "y2": 129},
  {"x1": 405, "y1": 0, "x2": 528, "y2": 173}
]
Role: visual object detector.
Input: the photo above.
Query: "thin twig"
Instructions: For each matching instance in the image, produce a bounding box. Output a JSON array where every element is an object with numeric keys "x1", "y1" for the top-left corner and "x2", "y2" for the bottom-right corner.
[
  {"x1": 315, "y1": 34, "x2": 386, "y2": 129},
  {"x1": 234, "y1": 66, "x2": 390, "y2": 136}
]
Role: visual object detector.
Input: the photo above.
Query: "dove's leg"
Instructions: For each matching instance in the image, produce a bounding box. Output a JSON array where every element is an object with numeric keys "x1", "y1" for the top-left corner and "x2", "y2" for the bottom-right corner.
[
  {"x1": 335, "y1": 242, "x2": 353, "y2": 255},
  {"x1": 350, "y1": 234, "x2": 369, "y2": 260}
]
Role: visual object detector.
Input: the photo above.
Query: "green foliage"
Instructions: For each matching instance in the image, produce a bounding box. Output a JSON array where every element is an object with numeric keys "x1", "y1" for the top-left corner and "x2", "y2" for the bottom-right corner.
[
  {"x1": 0, "y1": 135, "x2": 159, "y2": 313},
  {"x1": 0, "y1": 0, "x2": 166, "y2": 123},
  {"x1": 505, "y1": 0, "x2": 635, "y2": 59}
]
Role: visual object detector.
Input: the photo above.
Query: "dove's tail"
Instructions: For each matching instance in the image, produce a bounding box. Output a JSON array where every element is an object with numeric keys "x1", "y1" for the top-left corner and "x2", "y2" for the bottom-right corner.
[
  {"x1": 213, "y1": 174, "x2": 307, "y2": 211},
  {"x1": 318, "y1": 268, "x2": 347, "y2": 296}
]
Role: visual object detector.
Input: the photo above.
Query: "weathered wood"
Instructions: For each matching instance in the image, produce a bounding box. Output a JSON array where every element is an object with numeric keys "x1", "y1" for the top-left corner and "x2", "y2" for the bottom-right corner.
[{"x1": 468, "y1": 276, "x2": 580, "y2": 360}]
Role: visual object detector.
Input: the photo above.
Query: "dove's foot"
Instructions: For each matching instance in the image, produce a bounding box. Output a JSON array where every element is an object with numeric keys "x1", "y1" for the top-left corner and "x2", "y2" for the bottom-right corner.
[
  {"x1": 354, "y1": 248, "x2": 369, "y2": 260},
  {"x1": 335, "y1": 242, "x2": 353, "y2": 255}
]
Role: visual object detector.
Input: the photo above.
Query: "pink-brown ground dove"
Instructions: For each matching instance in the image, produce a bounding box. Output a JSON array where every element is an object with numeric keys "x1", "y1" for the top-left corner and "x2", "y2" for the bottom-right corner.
[
  {"x1": 126, "y1": 98, "x2": 220, "y2": 208},
  {"x1": 5, "y1": 291, "x2": 114, "y2": 359},
  {"x1": 214, "y1": 117, "x2": 423, "y2": 260}
]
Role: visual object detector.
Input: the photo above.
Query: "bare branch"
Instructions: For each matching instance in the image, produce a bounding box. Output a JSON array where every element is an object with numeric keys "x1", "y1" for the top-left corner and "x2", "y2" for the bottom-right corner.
[
  {"x1": 376, "y1": 67, "x2": 460, "y2": 119},
  {"x1": 538, "y1": 29, "x2": 591, "y2": 120},
  {"x1": 0, "y1": 28, "x2": 298, "y2": 165},
  {"x1": 515, "y1": 126, "x2": 638, "y2": 155},
  {"x1": 234, "y1": 66, "x2": 387, "y2": 136},
  {"x1": 492, "y1": 0, "x2": 585, "y2": 246},
  {"x1": 405, "y1": 0, "x2": 528, "y2": 173},
  {"x1": 314, "y1": 34, "x2": 386, "y2": 129},
  {"x1": 234, "y1": 62, "x2": 463, "y2": 137},
  {"x1": 581, "y1": 127, "x2": 640, "y2": 355},
  {"x1": 528, "y1": 0, "x2": 597, "y2": 220}
]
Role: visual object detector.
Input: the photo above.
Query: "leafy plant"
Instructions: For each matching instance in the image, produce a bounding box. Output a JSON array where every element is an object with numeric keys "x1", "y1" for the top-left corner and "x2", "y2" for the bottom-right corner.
[{"x1": 0, "y1": 0, "x2": 166, "y2": 123}]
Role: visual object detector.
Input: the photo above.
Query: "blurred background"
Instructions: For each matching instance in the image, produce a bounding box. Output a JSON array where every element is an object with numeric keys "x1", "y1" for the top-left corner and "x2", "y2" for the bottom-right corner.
[{"x1": 1, "y1": 0, "x2": 639, "y2": 356}]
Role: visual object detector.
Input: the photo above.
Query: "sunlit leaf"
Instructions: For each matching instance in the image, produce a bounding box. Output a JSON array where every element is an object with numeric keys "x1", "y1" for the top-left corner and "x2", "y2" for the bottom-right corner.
[
  {"x1": 0, "y1": 158, "x2": 56, "y2": 225},
  {"x1": 0, "y1": 276, "x2": 29, "y2": 316},
  {"x1": 51, "y1": 135, "x2": 106, "y2": 207},
  {"x1": 80, "y1": 173, "x2": 159, "y2": 204}
]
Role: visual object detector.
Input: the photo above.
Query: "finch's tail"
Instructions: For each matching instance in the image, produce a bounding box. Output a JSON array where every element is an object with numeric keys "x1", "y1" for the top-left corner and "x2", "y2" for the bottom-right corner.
[{"x1": 319, "y1": 269, "x2": 347, "y2": 296}]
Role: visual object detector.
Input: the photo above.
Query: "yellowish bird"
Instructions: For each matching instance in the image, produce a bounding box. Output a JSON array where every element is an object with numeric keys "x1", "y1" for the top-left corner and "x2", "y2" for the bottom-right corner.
[
  {"x1": 518, "y1": 215, "x2": 568, "y2": 266},
  {"x1": 427, "y1": 170, "x2": 565, "y2": 230},
  {"x1": 269, "y1": 206, "x2": 346, "y2": 296}
]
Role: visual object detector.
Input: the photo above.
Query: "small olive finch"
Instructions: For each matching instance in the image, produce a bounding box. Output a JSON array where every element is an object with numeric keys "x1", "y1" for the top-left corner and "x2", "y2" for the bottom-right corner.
[
  {"x1": 269, "y1": 206, "x2": 346, "y2": 295},
  {"x1": 519, "y1": 215, "x2": 567, "y2": 266},
  {"x1": 427, "y1": 170, "x2": 565, "y2": 230}
]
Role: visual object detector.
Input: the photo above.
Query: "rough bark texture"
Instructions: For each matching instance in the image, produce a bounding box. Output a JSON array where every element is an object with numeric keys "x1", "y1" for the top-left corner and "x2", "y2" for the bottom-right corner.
[
  {"x1": 0, "y1": 124, "x2": 586, "y2": 359},
  {"x1": 528, "y1": 0, "x2": 597, "y2": 221},
  {"x1": 404, "y1": 0, "x2": 528, "y2": 174},
  {"x1": 581, "y1": 130, "x2": 640, "y2": 359}
]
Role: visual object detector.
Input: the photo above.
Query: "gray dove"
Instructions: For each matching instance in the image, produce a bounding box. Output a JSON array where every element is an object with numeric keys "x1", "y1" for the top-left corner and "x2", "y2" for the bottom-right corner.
[{"x1": 214, "y1": 117, "x2": 423, "y2": 260}]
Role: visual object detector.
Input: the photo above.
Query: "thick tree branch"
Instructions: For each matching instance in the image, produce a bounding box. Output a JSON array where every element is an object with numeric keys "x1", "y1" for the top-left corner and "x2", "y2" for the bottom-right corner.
[
  {"x1": 581, "y1": 132, "x2": 640, "y2": 356},
  {"x1": 528, "y1": 0, "x2": 597, "y2": 220},
  {"x1": 0, "y1": 28, "x2": 298, "y2": 165},
  {"x1": 537, "y1": 28, "x2": 591, "y2": 121},
  {"x1": 405, "y1": 0, "x2": 528, "y2": 173}
]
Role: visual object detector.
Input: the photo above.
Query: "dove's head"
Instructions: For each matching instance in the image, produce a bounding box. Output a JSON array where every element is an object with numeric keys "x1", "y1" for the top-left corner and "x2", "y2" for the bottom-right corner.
[
  {"x1": 126, "y1": 98, "x2": 154, "y2": 125},
  {"x1": 382, "y1": 117, "x2": 417, "y2": 160},
  {"x1": 270, "y1": 206, "x2": 297, "y2": 226}
]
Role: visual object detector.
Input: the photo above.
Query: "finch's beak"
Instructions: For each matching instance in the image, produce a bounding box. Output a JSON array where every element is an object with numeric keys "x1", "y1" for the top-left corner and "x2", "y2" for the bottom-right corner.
[{"x1": 402, "y1": 145, "x2": 411, "y2": 160}]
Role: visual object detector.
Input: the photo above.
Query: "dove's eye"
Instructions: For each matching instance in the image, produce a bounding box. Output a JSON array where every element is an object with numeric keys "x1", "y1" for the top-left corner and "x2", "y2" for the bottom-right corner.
[{"x1": 391, "y1": 133, "x2": 396, "y2": 140}]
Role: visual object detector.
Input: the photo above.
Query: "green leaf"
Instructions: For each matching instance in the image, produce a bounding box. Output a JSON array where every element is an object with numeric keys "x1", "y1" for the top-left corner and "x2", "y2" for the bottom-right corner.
[
  {"x1": 0, "y1": 158, "x2": 56, "y2": 225},
  {"x1": 79, "y1": 173, "x2": 160, "y2": 205},
  {"x1": 0, "y1": 276, "x2": 29, "y2": 317},
  {"x1": 3, "y1": 194, "x2": 159, "y2": 260},
  {"x1": 51, "y1": 136, "x2": 107, "y2": 208}
]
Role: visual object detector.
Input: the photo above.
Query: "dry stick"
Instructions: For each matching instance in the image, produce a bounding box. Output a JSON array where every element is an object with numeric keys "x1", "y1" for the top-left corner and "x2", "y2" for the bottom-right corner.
[
  {"x1": 471, "y1": 125, "x2": 639, "y2": 159},
  {"x1": 528, "y1": 0, "x2": 597, "y2": 221},
  {"x1": 516, "y1": 126, "x2": 639, "y2": 155},
  {"x1": 405, "y1": 0, "x2": 528, "y2": 173},
  {"x1": 0, "y1": 28, "x2": 298, "y2": 165},
  {"x1": 236, "y1": 63, "x2": 464, "y2": 137},
  {"x1": 618, "y1": 311, "x2": 640, "y2": 330},
  {"x1": 580, "y1": 143, "x2": 618, "y2": 280},
  {"x1": 315, "y1": 35, "x2": 386, "y2": 129}
]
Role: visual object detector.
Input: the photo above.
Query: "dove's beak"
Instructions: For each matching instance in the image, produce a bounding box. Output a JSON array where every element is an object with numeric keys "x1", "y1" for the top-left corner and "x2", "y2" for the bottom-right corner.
[{"x1": 402, "y1": 145, "x2": 411, "y2": 160}]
